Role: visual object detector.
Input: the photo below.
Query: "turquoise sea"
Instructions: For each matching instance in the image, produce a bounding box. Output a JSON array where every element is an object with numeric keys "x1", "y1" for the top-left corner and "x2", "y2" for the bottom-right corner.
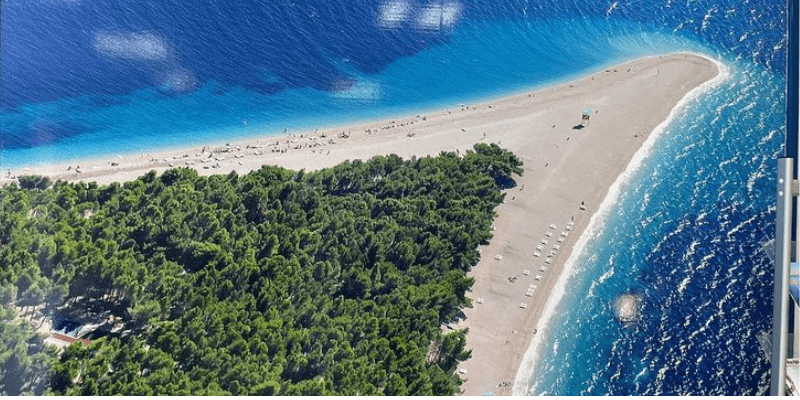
[{"x1": 1, "y1": 0, "x2": 786, "y2": 394}]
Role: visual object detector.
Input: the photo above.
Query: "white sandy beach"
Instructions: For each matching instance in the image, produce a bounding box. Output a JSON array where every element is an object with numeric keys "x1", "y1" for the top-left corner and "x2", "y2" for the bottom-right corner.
[{"x1": 3, "y1": 53, "x2": 720, "y2": 396}]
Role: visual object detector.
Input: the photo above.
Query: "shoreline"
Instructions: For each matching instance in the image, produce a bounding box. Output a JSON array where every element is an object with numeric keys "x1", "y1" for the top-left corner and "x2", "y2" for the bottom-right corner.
[
  {"x1": 448, "y1": 53, "x2": 720, "y2": 396},
  {"x1": 3, "y1": 52, "x2": 703, "y2": 183},
  {"x1": 1, "y1": 53, "x2": 721, "y2": 396},
  {"x1": 510, "y1": 56, "x2": 729, "y2": 396}
]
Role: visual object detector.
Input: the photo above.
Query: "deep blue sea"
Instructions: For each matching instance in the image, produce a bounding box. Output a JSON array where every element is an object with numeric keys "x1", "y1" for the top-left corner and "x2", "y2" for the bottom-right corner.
[{"x1": 0, "y1": 0, "x2": 786, "y2": 395}]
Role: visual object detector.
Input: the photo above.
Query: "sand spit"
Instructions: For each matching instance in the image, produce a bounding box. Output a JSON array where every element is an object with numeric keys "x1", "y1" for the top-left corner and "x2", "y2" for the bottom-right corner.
[{"x1": 4, "y1": 53, "x2": 720, "y2": 397}]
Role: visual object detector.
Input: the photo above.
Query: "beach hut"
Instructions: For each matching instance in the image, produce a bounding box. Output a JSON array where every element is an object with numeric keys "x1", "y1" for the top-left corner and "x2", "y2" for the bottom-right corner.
[{"x1": 580, "y1": 107, "x2": 591, "y2": 126}]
